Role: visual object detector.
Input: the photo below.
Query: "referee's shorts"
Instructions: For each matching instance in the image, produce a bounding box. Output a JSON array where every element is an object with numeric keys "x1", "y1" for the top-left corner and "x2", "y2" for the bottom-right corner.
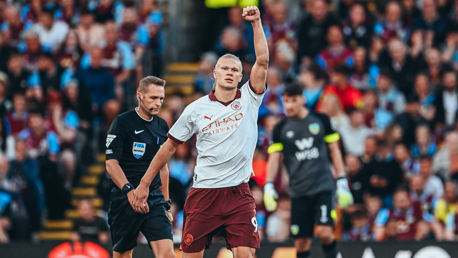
[{"x1": 107, "y1": 188, "x2": 173, "y2": 253}]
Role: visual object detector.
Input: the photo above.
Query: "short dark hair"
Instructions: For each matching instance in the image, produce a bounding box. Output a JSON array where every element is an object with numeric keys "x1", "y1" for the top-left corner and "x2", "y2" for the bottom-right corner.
[
  {"x1": 348, "y1": 107, "x2": 362, "y2": 116},
  {"x1": 282, "y1": 83, "x2": 303, "y2": 97},
  {"x1": 29, "y1": 107, "x2": 45, "y2": 117},
  {"x1": 419, "y1": 154, "x2": 433, "y2": 162},
  {"x1": 351, "y1": 209, "x2": 366, "y2": 220},
  {"x1": 334, "y1": 64, "x2": 350, "y2": 76},
  {"x1": 376, "y1": 139, "x2": 388, "y2": 148},
  {"x1": 379, "y1": 68, "x2": 393, "y2": 81},
  {"x1": 41, "y1": 8, "x2": 54, "y2": 18},
  {"x1": 137, "y1": 76, "x2": 166, "y2": 93}
]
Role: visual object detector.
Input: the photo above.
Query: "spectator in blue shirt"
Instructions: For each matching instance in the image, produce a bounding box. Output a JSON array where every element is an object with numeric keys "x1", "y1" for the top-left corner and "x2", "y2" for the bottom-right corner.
[{"x1": 76, "y1": 47, "x2": 120, "y2": 124}]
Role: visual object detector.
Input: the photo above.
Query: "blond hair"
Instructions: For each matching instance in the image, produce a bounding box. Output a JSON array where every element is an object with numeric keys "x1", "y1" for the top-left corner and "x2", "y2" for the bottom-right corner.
[{"x1": 213, "y1": 54, "x2": 242, "y2": 90}]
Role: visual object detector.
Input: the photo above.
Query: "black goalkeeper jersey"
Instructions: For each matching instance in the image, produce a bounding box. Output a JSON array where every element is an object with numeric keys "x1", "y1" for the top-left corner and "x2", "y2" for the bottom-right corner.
[
  {"x1": 106, "y1": 109, "x2": 169, "y2": 191},
  {"x1": 268, "y1": 112, "x2": 340, "y2": 197}
]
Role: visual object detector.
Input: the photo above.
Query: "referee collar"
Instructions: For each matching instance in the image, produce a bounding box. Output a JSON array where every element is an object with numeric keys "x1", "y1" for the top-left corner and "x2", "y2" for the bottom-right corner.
[
  {"x1": 135, "y1": 108, "x2": 154, "y2": 122},
  {"x1": 208, "y1": 88, "x2": 241, "y2": 107}
]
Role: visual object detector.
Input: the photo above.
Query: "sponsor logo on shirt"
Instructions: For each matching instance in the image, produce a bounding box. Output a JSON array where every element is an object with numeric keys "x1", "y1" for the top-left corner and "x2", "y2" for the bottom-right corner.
[
  {"x1": 202, "y1": 113, "x2": 244, "y2": 136},
  {"x1": 106, "y1": 149, "x2": 113, "y2": 154},
  {"x1": 286, "y1": 131, "x2": 294, "y2": 138},
  {"x1": 132, "y1": 142, "x2": 146, "y2": 159},
  {"x1": 204, "y1": 115, "x2": 213, "y2": 120},
  {"x1": 294, "y1": 137, "x2": 319, "y2": 161},
  {"x1": 106, "y1": 134, "x2": 116, "y2": 148}
]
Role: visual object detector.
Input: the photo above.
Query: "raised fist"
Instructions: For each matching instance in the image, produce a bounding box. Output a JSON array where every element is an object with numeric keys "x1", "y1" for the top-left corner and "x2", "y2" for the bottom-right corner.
[{"x1": 242, "y1": 6, "x2": 260, "y2": 22}]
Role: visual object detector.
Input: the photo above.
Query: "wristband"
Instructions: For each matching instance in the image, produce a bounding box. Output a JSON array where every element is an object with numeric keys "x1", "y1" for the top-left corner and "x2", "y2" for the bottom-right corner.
[{"x1": 122, "y1": 183, "x2": 134, "y2": 195}]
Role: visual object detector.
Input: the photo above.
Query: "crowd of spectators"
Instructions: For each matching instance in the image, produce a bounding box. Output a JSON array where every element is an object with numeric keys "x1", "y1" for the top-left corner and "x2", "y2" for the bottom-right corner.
[
  {"x1": 1, "y1": 0, "x2": 458, "y2": 247},
  {"x1": 0, "y1": 0, "x2": 164, "y2": 242},
  {"x1": 186, "y1": 0, "x2": 458, "y2": 244}
]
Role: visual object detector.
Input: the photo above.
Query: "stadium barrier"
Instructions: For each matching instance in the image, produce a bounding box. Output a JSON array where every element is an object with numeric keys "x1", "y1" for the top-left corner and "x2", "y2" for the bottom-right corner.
[{"x1": 0, "y1": 241, "x2": 457, "y2": 258}]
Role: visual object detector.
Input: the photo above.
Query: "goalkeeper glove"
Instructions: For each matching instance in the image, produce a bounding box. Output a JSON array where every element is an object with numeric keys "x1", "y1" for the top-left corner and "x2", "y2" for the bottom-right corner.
[
  {"x1": 336, "y1": 175, "x2": 353, "y2": 209},
  {"x1": 264, "y1": 182, "x2": 278, "y2": 212}
]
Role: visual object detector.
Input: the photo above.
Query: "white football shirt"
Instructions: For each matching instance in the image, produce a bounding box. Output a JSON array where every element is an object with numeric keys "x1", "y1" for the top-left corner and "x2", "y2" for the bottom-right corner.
[{"x1": 168, "y1": 81, "x2": 265, "y2": 188}]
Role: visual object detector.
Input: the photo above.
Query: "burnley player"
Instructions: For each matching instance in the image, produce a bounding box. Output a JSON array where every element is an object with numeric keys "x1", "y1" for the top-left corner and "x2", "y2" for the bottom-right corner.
[
  {"x1": 264, "y1": 84, "x2": 353, "y2": 258},
  {"x1": 132, "y1": 6, "x2": 268, "y2": 258},
  {"x1": 105, "y1": 76, "x2": 175, "y2": 258}
]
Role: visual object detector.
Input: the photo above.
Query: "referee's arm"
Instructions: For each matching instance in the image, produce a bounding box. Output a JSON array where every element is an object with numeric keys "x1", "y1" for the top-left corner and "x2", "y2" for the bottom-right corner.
[
  {"x1": 133, "y1": 139, "x2": 180, "y2": 213},
  {"x1": 106, "y1": 160, "x2": 131, "y2": 191},
  {"x1": 105, "y1": 118, "x2": 136, "y2": 209}
]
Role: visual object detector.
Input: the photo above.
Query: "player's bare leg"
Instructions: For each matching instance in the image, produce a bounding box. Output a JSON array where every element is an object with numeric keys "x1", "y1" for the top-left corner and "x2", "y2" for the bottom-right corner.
[
  {"x1": 182, "y1": 249, "x2": 205, "y2": 258},
  {"x1": 232, "y1": 246, "x2": 256, "y2": 258},
  {"x1": 150, "y1": 239, "x2": 176, "y2": 258},
  {"x1": 113, "y1": 249, "x2": 133, "y2": 258}
]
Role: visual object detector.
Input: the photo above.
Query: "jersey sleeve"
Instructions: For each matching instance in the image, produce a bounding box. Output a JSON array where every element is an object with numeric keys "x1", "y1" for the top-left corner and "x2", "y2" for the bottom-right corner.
[
  {"x1": 374, "y1": 208, "x2": 390, "y2": 226},
  {"x1": 316, "y1": 112, "x2": 340, "y2": 143},
  {"x1": 267, "y1": 119, "x2": 285, "y2": 154},
  {"x1": 167, "y1": 106, "x2": 197, "y2": 144},
  {"x1": 241, "y1": 80, "x2": 266, "y2": 108},
  {"x1": 106, "y1": 117, "x2": 125, "y2": 161},
  {"x1": 446, "y1": 214, "x2": 455, "y2": 231}
]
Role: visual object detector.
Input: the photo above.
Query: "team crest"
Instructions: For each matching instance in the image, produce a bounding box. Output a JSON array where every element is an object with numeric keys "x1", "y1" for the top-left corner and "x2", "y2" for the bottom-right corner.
[
  {"x1": 291, "y1": 225, "x2": 300, "y2": 235},
  {"x1": 309, "y1": 123, "x2": 320, "y2": 135},
  {"x1": 132, "y1": 142, "x2": 146, "y2": 159},
  {"x1": 231, "y1": 101, "x2": 241, "y2": 111},
  {"x1": 184, "y1": 234, "x2": 194, "y2": 245}
]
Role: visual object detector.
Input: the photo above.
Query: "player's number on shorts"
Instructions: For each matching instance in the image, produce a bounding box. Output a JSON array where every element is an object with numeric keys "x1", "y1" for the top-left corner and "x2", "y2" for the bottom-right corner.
[
  {"x1": 320, "y1": 205, "x2": 328, "y2": 223},
  {"x1": 251, "y1": 216, "x2": 258, "y2": 233}
]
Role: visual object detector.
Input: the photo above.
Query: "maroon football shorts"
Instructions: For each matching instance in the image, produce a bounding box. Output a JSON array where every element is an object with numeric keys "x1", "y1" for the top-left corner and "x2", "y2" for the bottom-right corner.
[{"x1": 180, "y1": 183, "x2": 260, "y2": 253}]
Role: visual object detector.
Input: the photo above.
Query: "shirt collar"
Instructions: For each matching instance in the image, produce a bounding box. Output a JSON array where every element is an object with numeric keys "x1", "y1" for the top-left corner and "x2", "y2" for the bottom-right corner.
[
  {"x1": 208, "y1": 88, "x2": 242, "y2": 106},
  {"x1": 135, "y1": 107, "x2": 154, "y2": 122}
]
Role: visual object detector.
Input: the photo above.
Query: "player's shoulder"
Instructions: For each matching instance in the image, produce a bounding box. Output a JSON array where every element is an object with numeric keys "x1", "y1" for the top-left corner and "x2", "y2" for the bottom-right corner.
[
  {"x1": 273, "y1": 117, "x2": 289, "y2": 132},
  {"x1": 184, "y1": 95, "x2": 212, "y2": 113},
  {"x1": 309, "y1": 111, "x2": 330, "y2": 124}
]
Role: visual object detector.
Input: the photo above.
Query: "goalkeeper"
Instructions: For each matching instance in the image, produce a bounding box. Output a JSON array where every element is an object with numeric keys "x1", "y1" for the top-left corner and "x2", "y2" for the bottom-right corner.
[{"x1": 263, "y1": 84, "x2": 352, "y2": 258}]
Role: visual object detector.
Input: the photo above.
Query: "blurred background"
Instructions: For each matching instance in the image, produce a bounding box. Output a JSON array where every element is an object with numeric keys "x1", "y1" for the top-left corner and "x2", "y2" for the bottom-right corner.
[{"x1": 0, "y1": 0, "x2": 458, "y2": 257}]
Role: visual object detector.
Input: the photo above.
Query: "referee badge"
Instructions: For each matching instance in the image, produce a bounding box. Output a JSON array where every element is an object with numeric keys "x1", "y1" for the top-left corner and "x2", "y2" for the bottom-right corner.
[
  {"x1": 309, "y1": 123, "x2": 320, "y2": 135},
  {"x1": 291, "y1": 225, "x2": 300, "y2": 235},
  {"x1": 132, "y1": 142, "x2": 146, "y2": 159}
]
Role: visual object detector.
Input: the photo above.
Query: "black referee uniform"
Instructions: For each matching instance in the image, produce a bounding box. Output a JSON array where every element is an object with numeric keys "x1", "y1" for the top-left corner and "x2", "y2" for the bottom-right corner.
[{"x1": 105, "y1": 108, "x2": 172, "y2": 252}]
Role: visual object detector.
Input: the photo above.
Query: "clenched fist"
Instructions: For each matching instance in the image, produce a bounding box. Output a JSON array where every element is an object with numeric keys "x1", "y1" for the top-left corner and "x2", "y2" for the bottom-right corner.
[{"x1": 242, "y1": 6, "x2": 260, "y2": 22}]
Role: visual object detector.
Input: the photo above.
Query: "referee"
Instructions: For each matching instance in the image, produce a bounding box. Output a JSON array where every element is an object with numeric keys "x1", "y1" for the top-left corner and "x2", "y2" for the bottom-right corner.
[{"x1": 105, "y1": 76, "x2": 175, "y2": 258}]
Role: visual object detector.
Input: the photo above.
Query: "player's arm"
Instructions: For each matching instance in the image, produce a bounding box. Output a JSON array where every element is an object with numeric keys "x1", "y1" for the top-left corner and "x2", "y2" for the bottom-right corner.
[
  {"x1": 159, "y1": 164, "x2": 170, "y2": 201},
  {"x1": 264, "y1": 151, "x2": 282, "y2": 212},
  {"x1": 264, "y1": 121, "x2": 284, "y2": 212},
  {"x1": 106, "y1": 160, "x2": 130, "y2": 190},
  {"x1": 321, "y1": 113, "x2": 353, "y2": 209},
  {"x1": 244, "y1": 6, "x2": 269, "y2": 93},
  {"x1": 159, "y1": 163, "x2": 174, "y2": 222},
  {"x1": 328, "y1": 142, "x2": 345, "y2": 178},
  {"x1": 133, "y1": 139, "x2": 180, "y2": 213}
]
